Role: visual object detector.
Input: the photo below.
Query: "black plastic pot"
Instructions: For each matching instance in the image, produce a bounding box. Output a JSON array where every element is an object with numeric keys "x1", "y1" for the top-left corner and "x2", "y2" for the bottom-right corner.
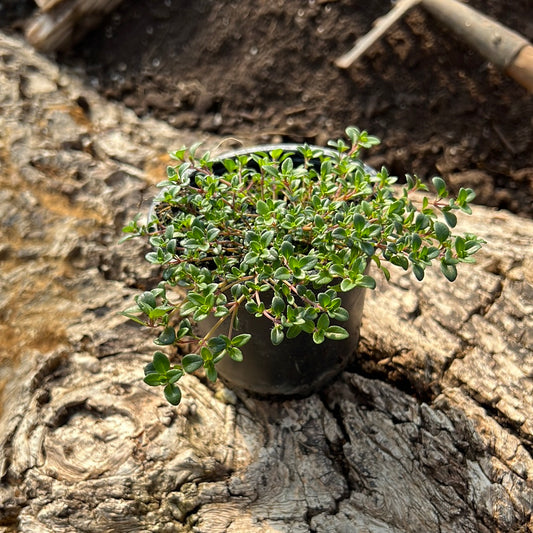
[
  {"x1": 192, "y1": 144, "x2": 371, "y2": 397},
  {"x1": 196, "y1": 285, "x2": 368, "y2": 397}
]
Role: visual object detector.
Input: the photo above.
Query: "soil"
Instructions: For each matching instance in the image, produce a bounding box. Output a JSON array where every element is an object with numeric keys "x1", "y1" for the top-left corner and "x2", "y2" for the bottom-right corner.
[{"x1": 2, "y1": 0, "x2": 532, "y2": 216}]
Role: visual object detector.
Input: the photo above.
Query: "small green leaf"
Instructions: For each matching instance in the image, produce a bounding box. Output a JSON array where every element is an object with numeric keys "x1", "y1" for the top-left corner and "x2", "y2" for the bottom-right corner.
[
  {"x1": 232, "y1": 333, "x2": 251, "y2": 347},
  {"x1": 144, "y1": 362, "x2": 156, "y2": 376},
  {"x1": 443, "y1": 210, "x2": 457, "y2": 228},
  {"x1": 432, "y1": 176, "x2": 447, "y2": 197},
  {"x1": 455, "y1": 236, "x2": 466, "y2": 256},
  {"x1": 273, "y1": 267, "x2": 292, "y2": 280},
  {"x1": 228, "y1": 347, "x2": 244, "y2": 362},
  {"x1": 312, "y1": 329, "x2": 325, "y2": 344},
  {"x1": 434, "y1": 221, "x2": 450, "y2": 243},
  {"x1": 261, "y1": 230, "x2": 275, "y2": 247},
  {"x1": 280, "y1": 241, "x2": 294, "y2": 260},
  {"x1": 152, "y1": 351, "x2": 171, "y2": 373},
  {"x1": 352, "y1": 213, "x2": 366, "y2": 232},
  {"x1": 412, "y1": 264, "x2": 425, "y2": 281},
  {"x1": 182, "y1": 353, "x2": 203, "y2": 373},
  {"x1": 340, "y1": 279, "x2": 357, "y2": 292},
  {"x1": 359, "y1": 275, "x2": 376, "y2": 289},
  {"x1": 208, "y1": 335, "x2": 229, "y2": 354},
  {"x1": 138, "y1": 291, "x2": 157, "y2": 309},
  {"x1": 391, "y1": 255, "x2": 409, "y2": 270},
  {"x1": 329, "y1": 307, "x2": 349, "y2": 321},
  {"x1": 286, "y1": 325, "x2": 302, "y2": 339},
  {"x1": 167, "y1": 369, "x2": 184, "y2": 384},
  {"x1": 324, "y1": 325, "x2": 349, "y2": 341},
  {"x1": 300, "y1": 255, "x2": 318, "y2": 271},
  {"x1": 415, "y1": 213, "x2": 429, "y2": 231},
  {"x1": 205, "y1": 362, "x2": 218, "y2": 382},
  {"x1": 154, "y1": 326, "x2": 176, "y2": 346},
  {"x1": 440, "y1": 261, "x2": 458, "y2": 282},
  {"x1": 317, "y1": 313, "x2": 330, "y2": 330},
  {"x1": 271, "y1": 295, "x2": 285, "y2": 315},
  {"x1": 256, "y1": 200, "x2": 269, "y2": 215},
  {"x1": 164, "y1": 383, "x2": 182, "y2": 405},
  {"x1": 144, "y1": 373, "x2": 166, "y2": 386},
  {"x1": 271, "y1": 326, "x2": 284, "y2": 345}
]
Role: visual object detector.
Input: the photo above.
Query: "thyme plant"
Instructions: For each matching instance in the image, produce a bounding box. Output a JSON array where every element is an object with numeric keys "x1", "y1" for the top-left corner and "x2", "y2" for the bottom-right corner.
[{"x1": 122, "y1": 127, "x2": 484, "y2": 405}]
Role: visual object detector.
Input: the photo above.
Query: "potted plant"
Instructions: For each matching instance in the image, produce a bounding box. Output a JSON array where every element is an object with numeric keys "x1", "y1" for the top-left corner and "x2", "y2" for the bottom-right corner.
[{"x1": 121, "y1": 127, "x2": 484, "y2": 405}]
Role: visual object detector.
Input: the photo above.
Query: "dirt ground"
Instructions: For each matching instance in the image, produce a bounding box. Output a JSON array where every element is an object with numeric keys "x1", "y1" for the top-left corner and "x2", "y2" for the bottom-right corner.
[{"x1": 2, "y1": 0, "x2": 532, "y2": 216}]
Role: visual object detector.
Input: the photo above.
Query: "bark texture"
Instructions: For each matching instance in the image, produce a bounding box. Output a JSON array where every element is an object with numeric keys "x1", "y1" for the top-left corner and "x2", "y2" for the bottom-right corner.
[{"x1": 0, "y1": 32, "x2": 532, "y2": 533}]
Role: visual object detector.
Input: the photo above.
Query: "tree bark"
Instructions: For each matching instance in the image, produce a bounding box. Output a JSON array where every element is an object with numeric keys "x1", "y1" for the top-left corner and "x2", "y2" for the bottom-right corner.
[{"x1": 0, "y1": 32, "x2": 532, "y2": 533}]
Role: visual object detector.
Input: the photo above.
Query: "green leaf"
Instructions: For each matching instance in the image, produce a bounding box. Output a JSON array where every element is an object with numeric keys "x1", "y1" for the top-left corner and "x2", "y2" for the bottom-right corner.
[
  {"x1": 443, "y1": 210, "x2": 457, "y2": 228},
  {"x1": 138, "y1": 291, "x2": 157, "y2": 309},
  {"x1": 182, "y1": 353, "x2": 203, "y2": 373},
  {"x1": 412, "y1": 264, "x2": 425, "y2": 281},
  {"x1": 434, "y1": 221, "x2": 450, "y2": 243},
  {"x1": 332, "y1": 227, "x2": 347, "y2": 239},
  {"x1": 329, "y1": 307, "x2": 349, "y2": 321},
  {"x1": 415, "y1": 213, "x2": 429, "y2": 231},
  {"x1": 271, "y1": 326, "x2": 285, "y2": 345},
  {"x1": 340, "y1": 279, "x2": 357, "y2": 292},
  {"x1": 391, "y1": 255, "x2": 409, "y2": 270},
  {"x1": 312, "y1": 329, "x2": 325, "y2": 344},
  {"x1": 432, "y1": 176, "x2": 447, "y2": 197},
  {"x1": 359, "y1": 275, "x2": 376, "y2": 289},
  {"x1": 154, "y1": 326, "x2": 176, "y2": 346},
  {"x1": 317, "y1": 313, "x2": 330, "y2": 330},
  {"x1": 440, "y1": 261, "x2": 458, "y2": 282},
  {"x1": 325, "y1": 325, "x2": 349, "y2": 341},
  {"x1": 271, "y1": 295, "x2": 285, "y2": 315},
  {"x1": 144, "y1": 373, "x2": 166, "y2": 386},
  {"x1": 280, "y1": 241, "x2": 294, "y2": 260},
  {"x1": 455, "y1": 236, "x2": 466, "y2": 256},
  {"x1": 187, "y1": 292, "x2": 205, "y2": 306},
  {"x1": 164, "y1": 383, "x2": 182, "y2": 405},
  {"x1": 232, "y1": 333, "x2": 251, "y2": 347},
  {"x1": 144, "y1": 362, "x2": 156, "y2": 376},
  {"x1": 352, "y1": 213, "x2": 366, "y2": 232},
  {"x1": 205, "y1": 362, "x2": 218, "y2": 382},
  {"x1": 256, "y1": 200, "x2": 269, "y2": 215},
  {"x1": 300, "y1": 255, "x2": 318, "y2": 271},
  {"x1": 208, "y1": 335, "x2": 229, "y2": 354},
  {"x1": 286, "y1": 325, "x2": 302, "y2": 339},
  {"x1": 152, "y1": 351, "x2": 170, "y2": 374},
  {"x1": 273, "y1": 267, "x2": 292, "y2": 280},
  {"x1": 261, "y1": 230, "x2": 275, "y2": 247},
  {"x1": 228, "y1": 347, "x2": 244, "y2": 362},
  {"x1": 167, "y1": 369, "x2": 184, "y2": 384}
]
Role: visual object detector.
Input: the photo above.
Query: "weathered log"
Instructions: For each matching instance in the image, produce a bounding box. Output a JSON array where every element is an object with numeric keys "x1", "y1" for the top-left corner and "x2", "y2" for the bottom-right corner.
[
  {"x1": 25, "y1": 0, "x2": 125, "y2": 52},
  {"x1": 0, "y1": 31, "x2": 532, "y2": 532}
]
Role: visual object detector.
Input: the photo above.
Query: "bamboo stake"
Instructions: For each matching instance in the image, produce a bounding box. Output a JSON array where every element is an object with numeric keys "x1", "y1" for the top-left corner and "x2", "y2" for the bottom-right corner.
[
  {"x1": 335, "y1": 0, "x2": 533, "y2": 92},
  {"x1": 335, "y1": 0, "x2": 421, "y2": 69}
]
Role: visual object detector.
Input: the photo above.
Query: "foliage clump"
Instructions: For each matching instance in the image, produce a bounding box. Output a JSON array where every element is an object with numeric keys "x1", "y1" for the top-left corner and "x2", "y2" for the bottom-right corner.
[{"x1": 122, "y1": 127, "x2": 484, "y2": 405}]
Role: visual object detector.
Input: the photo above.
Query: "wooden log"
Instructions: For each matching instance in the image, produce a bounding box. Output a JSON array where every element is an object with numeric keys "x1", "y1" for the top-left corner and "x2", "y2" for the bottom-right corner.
[{"x1": 0, "y1": 30, "x2": 532, "y2": 532}]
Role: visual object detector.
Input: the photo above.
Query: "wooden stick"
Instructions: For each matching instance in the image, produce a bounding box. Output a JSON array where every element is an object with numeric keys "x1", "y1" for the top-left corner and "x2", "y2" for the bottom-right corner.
[
  {"x1": 335, "y1": 0, "x2": 533, "y2": 92},
  {"x1": 335, "y1": 0, "x2": 421, "y2": 69},
  {"x1": 421, "y1": 0, "x2": 533, "y2": 92},
  {"x1": 506, "y1": 45, "x2": 533, "y2": 93}
]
